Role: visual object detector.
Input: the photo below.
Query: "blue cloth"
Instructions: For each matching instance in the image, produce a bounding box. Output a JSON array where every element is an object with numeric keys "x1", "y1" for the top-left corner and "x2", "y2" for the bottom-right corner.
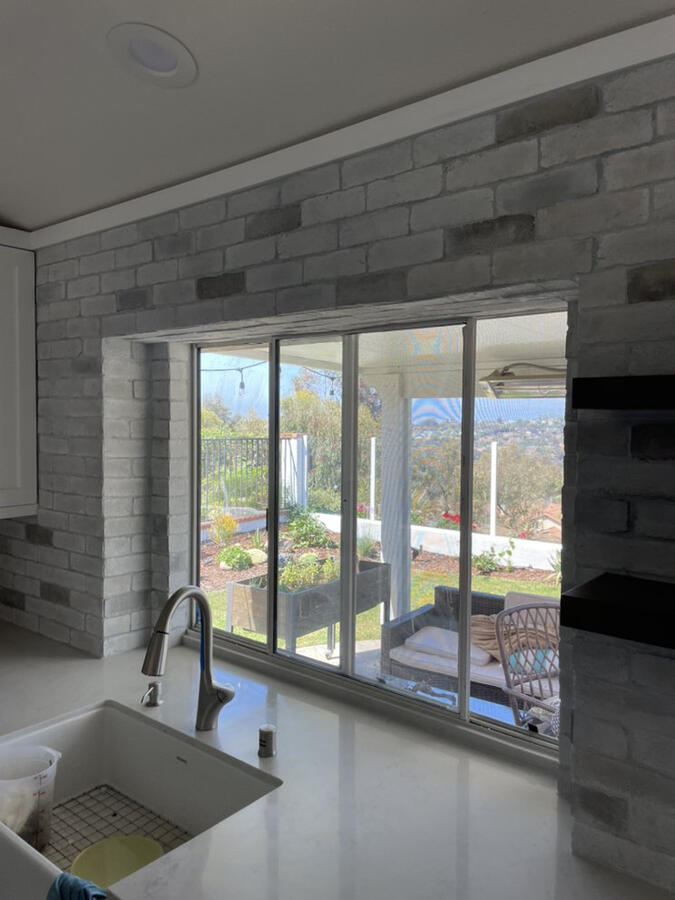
[
  {"x1": 46, "y1": 873, "x2": 106, "y2": 900},
  {"x1": 509, "y1": 647, "x2": 555, "y2": 676}
]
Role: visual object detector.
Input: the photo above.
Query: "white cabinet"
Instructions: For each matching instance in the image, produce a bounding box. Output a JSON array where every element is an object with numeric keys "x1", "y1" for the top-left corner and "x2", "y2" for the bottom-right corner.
[{"x1": 0, "y1": 245, "x2": 36, "y2": 517}]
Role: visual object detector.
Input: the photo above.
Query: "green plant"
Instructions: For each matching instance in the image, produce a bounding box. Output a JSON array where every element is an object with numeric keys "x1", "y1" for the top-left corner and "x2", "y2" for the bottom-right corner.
[
  {"x1": 217, "y1": 544, "x2": 253, "y2": 570},
  {"x1": 322, "y1": 557, "x2": 339, "y2": 582},
  {"x1": 251, "y1": 529, "x2": 266, "y2": 551},
  {"x1": 356, "y1": 536, "x2": 378, "y2": 559},
  {"x1": 547, "y1": 549, "x2": 562, "y2": 585},
  {"x1": 287, "y1": 510, "x2": 336, "y2": 548},
  {"x1": 472, "y1": 540, "x2": 517, "y2": 575},
  {"x1": 210, "y1": 512, "x2": 237, "y2": 545},
  {"x1": 279, "y1": 557, "x2": 320, "y2": 591},
  {"x1": 278, "y1": 555, "x2": 339, "y2": 592},
  {"x1": 472, "y1": 547, "x2": 500, "y2": 575},
  {"x1": 503, "y1": 538, "x2": 516, "y2": 572}
]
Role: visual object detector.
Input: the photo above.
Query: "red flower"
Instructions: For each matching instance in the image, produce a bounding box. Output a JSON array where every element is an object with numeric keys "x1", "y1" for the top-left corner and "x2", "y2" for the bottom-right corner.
[
  {"x1": 471, "y1": 524, "x2": 477, "y2": 530},
  {"x1": 518, "y1": 531, "x2": 528, "y2": 539},
  {"x1": 443, "y1": 512, "x2": 461, "y2": 523},
  {"x1": 357, "y1": 503, "x2": 366, "y2": 513},
  {"x1": 442, "y1": 511, "x2": 452, "y2": 519}
]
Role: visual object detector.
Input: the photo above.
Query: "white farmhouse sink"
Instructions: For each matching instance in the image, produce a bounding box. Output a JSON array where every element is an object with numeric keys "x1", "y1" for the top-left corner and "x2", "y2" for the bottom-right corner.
[{"x1": 0, "y1": 701, "x2": 281, "y2": 900}]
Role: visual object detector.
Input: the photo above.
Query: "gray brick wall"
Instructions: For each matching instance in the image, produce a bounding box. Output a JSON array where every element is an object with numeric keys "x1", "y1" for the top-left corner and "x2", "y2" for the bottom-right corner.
[{"x1": 3, "y1": 51, "x2": 675, "y2": 889}]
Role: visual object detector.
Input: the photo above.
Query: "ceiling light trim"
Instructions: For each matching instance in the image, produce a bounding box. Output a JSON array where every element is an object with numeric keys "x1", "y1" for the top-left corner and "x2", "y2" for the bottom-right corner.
[
  {"x1": 106, "y1": 23, "x2": 198, "y2": 88},
  {"x1": 23, "y1": 14, "x2": 675, "y2": 250}
]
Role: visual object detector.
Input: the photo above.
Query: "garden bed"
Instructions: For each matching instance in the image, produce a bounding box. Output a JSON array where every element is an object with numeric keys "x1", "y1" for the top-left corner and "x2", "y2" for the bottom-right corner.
[
  {"x1": 199, "y1": 528, "x2": 341, "y2": 593},
  {"x1": 201, "y1": 538, "x2": 555, "y2": 594}
]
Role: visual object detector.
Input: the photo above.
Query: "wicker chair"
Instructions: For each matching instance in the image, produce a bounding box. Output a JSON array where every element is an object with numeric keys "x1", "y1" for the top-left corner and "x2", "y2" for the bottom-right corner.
[{"x1": 495, "y1": 601, "x2": 560, "y2": 727}]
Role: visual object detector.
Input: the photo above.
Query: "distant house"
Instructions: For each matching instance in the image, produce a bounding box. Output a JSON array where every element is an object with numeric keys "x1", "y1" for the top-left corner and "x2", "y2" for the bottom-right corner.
[{"x1": 535, "y1": 503, "x2": 562, "y2": 541}]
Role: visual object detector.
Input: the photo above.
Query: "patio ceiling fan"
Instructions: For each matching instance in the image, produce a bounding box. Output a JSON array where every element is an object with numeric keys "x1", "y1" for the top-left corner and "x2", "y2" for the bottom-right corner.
[{"x1": 479, "y1": 363, "x2": 566, "y2": 399}]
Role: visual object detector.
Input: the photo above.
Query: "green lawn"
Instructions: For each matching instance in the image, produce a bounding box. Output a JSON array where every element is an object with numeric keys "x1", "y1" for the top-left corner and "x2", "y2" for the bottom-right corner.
[{"x1": 209, "y1": 566, "x2": 559, "y2": 648}]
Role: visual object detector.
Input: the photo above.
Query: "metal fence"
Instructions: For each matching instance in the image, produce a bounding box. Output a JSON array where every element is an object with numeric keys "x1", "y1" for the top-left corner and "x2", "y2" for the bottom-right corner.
[
  {"x1": 201, "y1": 435, "x2": 310, "y2": 519},
  {"x1": 201, "y1": 437, "x2": 268, "y2": 516}
]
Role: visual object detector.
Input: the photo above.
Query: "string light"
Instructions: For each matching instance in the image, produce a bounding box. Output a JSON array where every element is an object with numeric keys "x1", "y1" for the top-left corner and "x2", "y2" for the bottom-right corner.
[
  {"x1": 201, "y1": 360, "x2": 340, "y2": 400},
  {"x1": 303, "y1": 366, "x2": 339, "y2": 398},
  {"x1": 201, "y1": 359, "x2": 266, "y2": 401}
]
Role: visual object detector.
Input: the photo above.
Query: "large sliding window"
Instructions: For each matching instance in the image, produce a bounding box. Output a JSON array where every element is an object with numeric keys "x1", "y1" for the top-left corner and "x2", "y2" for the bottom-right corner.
[{"x1": 197, "y1": 311, "x2": 566, "y2": 738}]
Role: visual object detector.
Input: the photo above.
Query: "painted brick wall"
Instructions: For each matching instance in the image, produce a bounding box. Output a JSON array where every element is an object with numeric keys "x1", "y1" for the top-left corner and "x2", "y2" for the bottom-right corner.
[{"x1": 1, "y1": 51, "x2": 675, "y2": 888}]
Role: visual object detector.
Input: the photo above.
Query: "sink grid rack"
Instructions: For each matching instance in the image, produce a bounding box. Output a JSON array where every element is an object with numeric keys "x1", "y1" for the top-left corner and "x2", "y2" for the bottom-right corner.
[{"x1": 42, "y1": 784, "x2": 191, "y2": 871}]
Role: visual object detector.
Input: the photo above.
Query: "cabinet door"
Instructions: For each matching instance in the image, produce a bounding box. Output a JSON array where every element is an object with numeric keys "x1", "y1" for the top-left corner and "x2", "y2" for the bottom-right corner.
[{"x1": 0, "y1": 245, "x2": 36, "y2": 517}]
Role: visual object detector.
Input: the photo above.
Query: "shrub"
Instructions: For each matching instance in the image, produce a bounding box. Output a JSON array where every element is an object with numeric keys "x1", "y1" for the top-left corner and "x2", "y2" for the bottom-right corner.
[
  {"x1": 217, "y1": 544, "x2": 253, "y2": 570},
  {"x1": 308, "y1": 487, "x2": 342, "y2": 514},
  {"x1": 472, "y1": 547, "x2": 500, "y2": 575},
  {"x1": 210, "y1": 512, "x2": 237, "y2": 545},
  {"x1": 251, "y1": 529, "x2": 267, "y2": 551},
  {"x1": 472, "y1": 540, "x2": 516, "y2": 575},
  {"x1": 356, "y1": 536, "x2": 378, "y2": 559},
  {"x1": 287, "y1": 510, "x2": 336, "y2": 548}
]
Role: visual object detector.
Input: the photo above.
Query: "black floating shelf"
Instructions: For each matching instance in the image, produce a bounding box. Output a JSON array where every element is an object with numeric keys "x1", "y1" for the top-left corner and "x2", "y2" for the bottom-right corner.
[
  {"x1": 561, "y1": 572, "x2": 675, "y2": 649},
  {"x1": 572, "y1": 374, "x2": 675, "y2": 410}
]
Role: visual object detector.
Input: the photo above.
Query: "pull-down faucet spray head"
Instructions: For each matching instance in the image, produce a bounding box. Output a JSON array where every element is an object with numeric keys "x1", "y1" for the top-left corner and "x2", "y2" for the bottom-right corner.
[{"x1": 142, "y1": 630, "x2": 169, "y2": 677}]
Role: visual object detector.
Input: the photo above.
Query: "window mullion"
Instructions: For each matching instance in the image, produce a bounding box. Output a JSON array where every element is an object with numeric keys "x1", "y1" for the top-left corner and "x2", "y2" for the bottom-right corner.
[
  {"x1": 458, "y1": 319, "x2": 477, "y2": 721},
  {"x1": 267, "y1": 339, "x2": 280, "y2": 656},
  {"x1": 340, "y1": 335, "x2": 358, "y2": 676}
]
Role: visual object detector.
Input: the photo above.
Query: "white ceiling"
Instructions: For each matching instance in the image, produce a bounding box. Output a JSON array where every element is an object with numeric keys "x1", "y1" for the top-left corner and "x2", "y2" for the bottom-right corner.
[{"x1": 2, "y1": 1, "x2": 674, "y2": 230}]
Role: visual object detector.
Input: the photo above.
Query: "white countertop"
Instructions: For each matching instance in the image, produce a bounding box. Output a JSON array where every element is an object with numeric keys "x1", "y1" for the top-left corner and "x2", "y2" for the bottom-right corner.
[{"x1": 0, "y1": 624, "x2": 668, "y2": 900}]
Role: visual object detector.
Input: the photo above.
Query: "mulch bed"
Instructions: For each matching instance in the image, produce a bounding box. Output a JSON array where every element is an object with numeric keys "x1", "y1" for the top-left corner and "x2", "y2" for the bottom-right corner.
[
  {"x1": 200, "y1": 530, "x2": 341, "y2": 593},
  {"x1": 412, "y1": 548, "x2": 554, "y2": 583},
  {"x1": 200, "y1": 537, "x2": 554, "y2": 593}
]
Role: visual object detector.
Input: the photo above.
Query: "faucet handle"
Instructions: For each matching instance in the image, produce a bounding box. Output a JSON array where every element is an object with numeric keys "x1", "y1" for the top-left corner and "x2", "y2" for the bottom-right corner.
[{"x1": 141, "y1": 680, "x2": 163, "y2": 707}]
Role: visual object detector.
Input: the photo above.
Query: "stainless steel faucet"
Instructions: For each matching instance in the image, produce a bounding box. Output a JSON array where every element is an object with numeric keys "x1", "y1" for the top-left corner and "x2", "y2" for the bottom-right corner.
[{"x1": 142, "y1": 585, "x2": 235, "y2": 731}]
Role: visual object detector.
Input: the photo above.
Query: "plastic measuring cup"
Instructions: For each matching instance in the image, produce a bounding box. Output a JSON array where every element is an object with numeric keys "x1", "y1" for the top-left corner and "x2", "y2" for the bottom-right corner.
[{"x1": 0, "y1": 744, "x2": 62, "y2": 850}]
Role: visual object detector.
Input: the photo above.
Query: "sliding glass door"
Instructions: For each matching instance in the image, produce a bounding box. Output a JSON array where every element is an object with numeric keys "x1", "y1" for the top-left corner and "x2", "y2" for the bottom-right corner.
[
  {"x1": 469, "y1": 313, "x2": 565, "y2": 731},
  {"x1": 276, "y1": 337, "x2": 343, "y2": 665},
  {"x1": 198, "y1": 345, "x2": 270, "y2": 644},
  {"x1": 353, "y1": 324, "x2": 466, "y2": 710},
  {"x1": 197, "y1": 310, "x2": 566, "y2": 738}
]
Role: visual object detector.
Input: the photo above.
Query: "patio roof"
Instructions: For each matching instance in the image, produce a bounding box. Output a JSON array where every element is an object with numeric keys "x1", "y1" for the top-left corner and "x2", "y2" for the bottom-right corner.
[{"x1": 209, "y1": 311, "x2": 567, "y2": 398}]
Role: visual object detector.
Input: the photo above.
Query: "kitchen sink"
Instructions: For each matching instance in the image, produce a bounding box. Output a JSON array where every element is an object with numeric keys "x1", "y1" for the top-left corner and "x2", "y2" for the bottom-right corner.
[{"x1": 0, "y1": 700, "x2": 282, "y2": 900}]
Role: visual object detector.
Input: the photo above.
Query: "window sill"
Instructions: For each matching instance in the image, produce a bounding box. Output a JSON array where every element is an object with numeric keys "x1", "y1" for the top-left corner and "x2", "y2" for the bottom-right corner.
[{"x1": 183, "y1": 627, "x2": 559, "y2": 776}]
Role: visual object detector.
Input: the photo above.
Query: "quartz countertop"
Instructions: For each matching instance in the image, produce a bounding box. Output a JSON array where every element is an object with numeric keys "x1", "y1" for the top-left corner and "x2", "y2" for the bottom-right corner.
[{"x1": 0, "y1": 624, "x2": 668, "y2": 900}]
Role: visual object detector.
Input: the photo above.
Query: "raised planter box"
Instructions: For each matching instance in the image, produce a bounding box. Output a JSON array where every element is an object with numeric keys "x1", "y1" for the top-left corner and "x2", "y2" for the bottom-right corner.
[{"x1": 226, "y1": 561, "x2": 391, "y2": 652}]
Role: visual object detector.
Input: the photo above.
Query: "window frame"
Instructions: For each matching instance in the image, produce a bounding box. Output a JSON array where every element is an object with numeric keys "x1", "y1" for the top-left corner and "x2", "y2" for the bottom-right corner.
[{"x1": 189, "y1": 306, "x2": 565, "y2": 749}]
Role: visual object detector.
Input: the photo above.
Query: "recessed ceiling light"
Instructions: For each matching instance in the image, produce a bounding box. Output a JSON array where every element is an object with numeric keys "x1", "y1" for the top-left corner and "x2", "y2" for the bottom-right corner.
[{"x1": 107, "y1": 23, "x2": 198, "y2": 88}]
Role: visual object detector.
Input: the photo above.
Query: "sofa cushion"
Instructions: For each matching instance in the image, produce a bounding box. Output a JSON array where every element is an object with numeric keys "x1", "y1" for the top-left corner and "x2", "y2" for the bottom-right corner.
[
  {"x1": 470, "y1": 614, "x2": 500, "y2": 660},
  {"x1": 404, "y1": 626, "x2": 492, "y2": 667},
  {"x1": 389, "y1": 645, "x2": 507, "y2": 687}
]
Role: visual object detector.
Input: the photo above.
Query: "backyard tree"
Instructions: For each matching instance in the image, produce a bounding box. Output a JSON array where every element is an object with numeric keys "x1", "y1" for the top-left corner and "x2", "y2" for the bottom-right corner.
[
  {"x1": 232, "y1": 409, "x2": 268, "y2": 437},
  {"x1": 281, "y1": 378, "x2": 380, "y2": 510},
  {"x1": 202, "y1": 408, "x2": 229, "y2": 438},
  {"x1": 410, "y1": 426, "x2": 462, "y2": 524},
  {"x1": 203, "y1": 393, "x2": 232, "y2": 424},
  {"x1": 473, "y1": 443, "x2": 561, "y2": 535}
]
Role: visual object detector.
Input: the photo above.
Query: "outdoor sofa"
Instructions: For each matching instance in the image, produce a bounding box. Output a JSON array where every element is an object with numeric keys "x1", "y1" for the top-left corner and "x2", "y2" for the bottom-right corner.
[{"x1": 381, "y1": 585, "x2": 558, "y2": 706}]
